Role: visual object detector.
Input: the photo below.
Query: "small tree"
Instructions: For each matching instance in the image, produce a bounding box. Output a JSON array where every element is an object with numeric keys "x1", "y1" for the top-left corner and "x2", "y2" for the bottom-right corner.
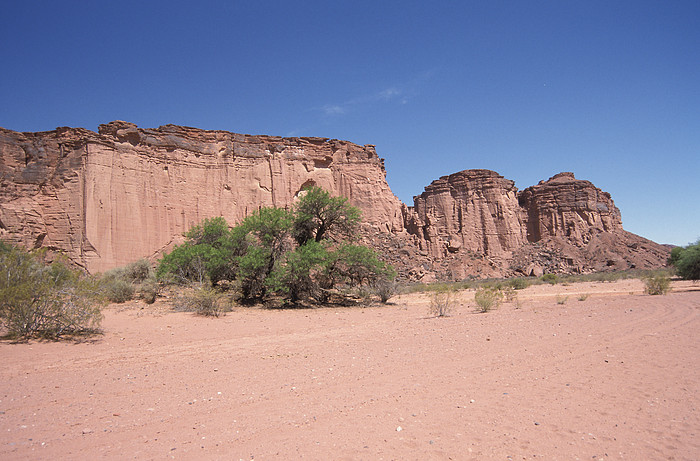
[
  {"x1": 157, "y1": 217, "x2": 241, "y2": 285},
  {"x1": 235, "y1": 207, "x2": 294, "y2": 301},
  {"x1": 267, "y1": 240, "x2": 328, "y2": 303},
  {"x1": 293, "y1": 186, "x2": 361, "y2": 245},
  {"x1": 671, "y1": 240, "x2": 700, "y2": 281},
  {"x1": 156, "y1": 187, "x2": 395, "y2": 306}
]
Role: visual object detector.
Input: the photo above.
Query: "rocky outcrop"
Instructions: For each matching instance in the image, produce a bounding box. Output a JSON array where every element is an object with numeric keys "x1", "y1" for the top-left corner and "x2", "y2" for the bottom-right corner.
[
  {"x1": 400, "y1": 170, "x2": 668, "y2": 279},
  {"x1": 0, "y1": 122, "x2": 404, "y2": 273},
  {"x1": 518, "y1": 172, "x2": 622, "y2": 244},
  {"x1": 0, "y1": 122, "x2": 669, "y2": 277},
  {"x1": 404, "y1": 169, "x2": 526, "y2": 258}
]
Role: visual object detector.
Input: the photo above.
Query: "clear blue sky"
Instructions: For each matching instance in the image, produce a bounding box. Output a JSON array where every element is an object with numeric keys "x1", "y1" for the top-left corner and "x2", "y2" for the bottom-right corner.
[{"x1": 2, "y1": 1, "x2": 698, "y2": 246}]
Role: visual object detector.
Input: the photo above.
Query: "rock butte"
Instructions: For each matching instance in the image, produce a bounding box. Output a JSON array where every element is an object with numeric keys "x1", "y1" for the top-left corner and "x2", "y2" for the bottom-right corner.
[{"x1": 0, "y1": 121, "x2": 669, "y2": 279}]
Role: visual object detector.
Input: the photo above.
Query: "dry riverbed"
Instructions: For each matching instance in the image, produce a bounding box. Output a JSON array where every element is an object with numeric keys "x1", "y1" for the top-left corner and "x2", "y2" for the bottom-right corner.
[{"x1": 1, "y1": 279, "x2": 699, "y2": 460}]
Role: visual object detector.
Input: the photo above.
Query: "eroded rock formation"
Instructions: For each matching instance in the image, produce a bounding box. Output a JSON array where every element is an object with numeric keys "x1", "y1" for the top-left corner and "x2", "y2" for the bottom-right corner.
[
  {"x1": 404, "y1": 169, "x2": 527, "y2": 258},
  {"x1": 0, "y1": 121, "x2": 669, "y2": 277},
  {"x1": 1, "y1": 122, "x2": 403, "y2": 273},
  {"x1": 402, "y1": 170, "x2": 668, "y2": 278},
  {"x1": 518, "y1": 172, "x2": 622, "y2": 245}
]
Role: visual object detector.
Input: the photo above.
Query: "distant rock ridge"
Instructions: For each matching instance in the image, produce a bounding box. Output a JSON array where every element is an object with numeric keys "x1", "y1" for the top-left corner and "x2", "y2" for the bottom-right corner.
[{"x1": 0, "y1": 122, "x2": 669, "y2": 277}]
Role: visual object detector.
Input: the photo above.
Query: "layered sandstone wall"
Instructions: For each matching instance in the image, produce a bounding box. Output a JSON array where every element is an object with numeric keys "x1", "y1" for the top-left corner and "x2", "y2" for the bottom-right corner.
[
  {"x1": 0, "y1": 121, "x2": 669, "y2": 277},
  {"x1": 404, "y1": 170, "x2": 527, "y2": 258},
  {"x1": 518, "y1": 172, "x2": 623, "y2": 245},
  {"x1": 402, "y1": 169, "x2": 666, "y2": 278},
  {"x1": 0, "y1": 122, "x2": 404, "y2": 273}
]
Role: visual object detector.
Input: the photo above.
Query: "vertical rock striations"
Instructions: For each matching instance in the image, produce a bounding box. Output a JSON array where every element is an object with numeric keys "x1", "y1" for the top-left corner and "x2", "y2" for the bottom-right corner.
[
  {"x1": 518, "y1": 172, "x2": 622, "y2": 245},
  {"x1": 401, "y1": 170, "x2": 668, "y2": 277},
  {"x1": 405, "y1": 170, "x2": 526, "y2": 257},
  {"x1": 1, "y1": 122, "x2": 404, "y2": 273},
  {"x1": 0, "y1": 121, "x2": 669, "y2": 277}
]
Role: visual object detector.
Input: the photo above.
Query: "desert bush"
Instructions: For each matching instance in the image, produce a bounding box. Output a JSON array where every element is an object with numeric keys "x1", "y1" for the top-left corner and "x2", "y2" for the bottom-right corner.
[
  {"x1": 506, "y1": 278, "x2": 530, "y2": 290},
  {"x1": 474, "y1": 286, "x2": 503, "y2": 313},
  {"x1": 102, "y1": 278, "x2": 135, "y2": 303},
  {"x1": 556, "y1": 295, "x2": 568, "y2": 305},
  {"x1": 643, "y1": 273, "x2": 671, "y2": 295},
  {"x1": 500, "y1": 286, "x2": 517, "y2": 302},
  {"x1": 138, "y1": 278, "x2": 159, "y2": 304},
  {"x1": 124, "y1": 259, "x2": 153, "y2": 283},
  {"x1": 540, "y1": 273, "x2": 558, "y2": 285},
  {"x1": 374, "y1": 279, "x2": 397, "y2": 304},
  {"x1": 173, "y1": 286, "x2": 230, "y2": 317},
  {"x1": 0, "y1": 242, "x2": 103, "y2": 339},
  {"x1": 429, "y1": 288, "x2": 455, "y2": 317},
  {"x1": 578, "y1": 293, "x2": 590, "y2": 301},
  {"x1": 158, "y1": 216, "x2": 243, "y2": 286},
  {"x1": 100, "y1": 260, "x2": 157, "y2": 303},
  {"x1": 351, "y1": 285, "x2": 374, "y2": 303}
]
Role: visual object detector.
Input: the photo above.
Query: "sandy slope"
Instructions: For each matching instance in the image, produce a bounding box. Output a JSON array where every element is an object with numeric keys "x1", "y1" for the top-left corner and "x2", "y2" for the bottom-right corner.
[{"x1": 1, "y1": 280, "x2": 698, "y2": 460}]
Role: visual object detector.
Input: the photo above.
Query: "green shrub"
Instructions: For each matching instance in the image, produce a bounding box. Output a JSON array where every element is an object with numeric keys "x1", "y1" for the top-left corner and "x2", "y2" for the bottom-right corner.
[
  {"x1": 103, "y1": 278, "x2": 135, "y2": 303},
  {"x1": 429, "y1": 288, "x2": 454, "y2": 317},
  {"x1": 138, "y1": 279, "x2": 159, "y2": 304},
  {"x1": 578, "y1": 293, "x2": 590, "y2": 301},
  {"x1": 0, "y1": 242, "x2": 103, "y2": 339},
  {"x1": 556, "y1": 295, "x2": 568, "y2": 305},
  {"x1": 99, "y1": 260, "x2": 156, "y2": 303},
  {"x1": 474, "y1": 286, "x2": 503, "y2": 313},
  {"x1": 643, "y1": 273, "x2": 671, "y2": 295},
  {"x1": 267, "y1": 240, "x2": 328, "y2": 303},
  {"x1": 670, "y1": 241, "x2": 700, "y2": 281},
  {"x1": 506, "y1": 278, "x2": 530, "y2": 290},
  {"x1": 158, "y1": 216, "x2": 242, "y2": 286},
  {"x1": 124, "y1": 259, "x2": 153, "y2": 283},
  {"x1": 157, "y1": 189, "x2": 395, "y2": 306},
  {"x1": 540, "y1": 273, "x2": 558, "y2": 285}
]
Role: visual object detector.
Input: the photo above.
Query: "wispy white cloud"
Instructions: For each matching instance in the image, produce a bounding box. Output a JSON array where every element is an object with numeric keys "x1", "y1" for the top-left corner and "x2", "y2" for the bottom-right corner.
[
  {"x1": 318, "y1": 85, "x2": 408, "y2": 117},
  {"x1": 322, "y1": 104, "x2": 345, "y2": 115},
  {"x1": 378, "y1": 87, "x2": 401, "y2": 100},
  {"x1": 316, "y1": 70, "x2": 436, "y2": 118}
]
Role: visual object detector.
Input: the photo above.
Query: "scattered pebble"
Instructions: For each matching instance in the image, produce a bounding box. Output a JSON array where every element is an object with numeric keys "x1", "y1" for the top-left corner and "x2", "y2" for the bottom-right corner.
[{"x1": 396, "y1": 426, "x2": 402, "y2": 432}]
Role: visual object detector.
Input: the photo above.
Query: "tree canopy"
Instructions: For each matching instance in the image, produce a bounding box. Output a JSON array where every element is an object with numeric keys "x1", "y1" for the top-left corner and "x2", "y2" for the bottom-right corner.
[
  {"x1": 157, "y1": 187, "x2": 394, "y2": 304},
  {"x1": 670, "y1": 240, "x2": 700, "y2": 281}
]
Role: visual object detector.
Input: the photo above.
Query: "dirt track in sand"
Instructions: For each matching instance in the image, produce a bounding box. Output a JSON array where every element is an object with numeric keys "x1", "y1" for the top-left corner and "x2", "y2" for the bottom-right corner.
[{"x1": 1, "y1": 279, "x2": 699, "y2": 460}]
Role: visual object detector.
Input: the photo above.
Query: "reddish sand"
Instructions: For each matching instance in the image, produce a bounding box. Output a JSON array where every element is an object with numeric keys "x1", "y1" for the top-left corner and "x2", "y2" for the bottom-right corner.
[{"x1": 1, "y1": 279, "x2": 698, "y2": 460}]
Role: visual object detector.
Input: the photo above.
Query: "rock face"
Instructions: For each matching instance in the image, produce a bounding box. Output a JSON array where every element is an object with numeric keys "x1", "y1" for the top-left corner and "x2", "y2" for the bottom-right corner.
[
  {"x1": 0, "y1": 122, "x2": 403, "y2": 273},
  {"x1": 402, "y1": 170, "x2": 668, "y2": 278},
  {"x1": 518, "y1": 172, "x2": 622, "y2": 245},
  {"x1": 404, "y1": 169, "x2": 526, "y2": 258},
  {"x1": 0, "y1": 121, "x2": 669, "y2": 277}
]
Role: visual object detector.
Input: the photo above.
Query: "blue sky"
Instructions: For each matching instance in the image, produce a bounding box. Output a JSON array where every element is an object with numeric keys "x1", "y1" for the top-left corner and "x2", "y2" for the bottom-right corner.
[{"x1": 1, "y1": 1, "x2": 698, "y2": 246}]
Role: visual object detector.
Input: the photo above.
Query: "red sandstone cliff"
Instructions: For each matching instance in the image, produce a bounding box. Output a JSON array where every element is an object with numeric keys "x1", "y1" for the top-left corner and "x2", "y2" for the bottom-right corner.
[
  {"x1": 404, "y1": 169, "x2": 527, "y2": 258},
  {"x1": 0, "y1": 122, "x2": 404, "y2": 273},
  {"x1": 0, "y1": 122, "x2": 669, "y2": 277},
  {"x1": 518, "y1": 172, "x2": 622, "y2": 244},
  {"x1": 401, "y1": 170, "x2": 668, "y2": 278}
]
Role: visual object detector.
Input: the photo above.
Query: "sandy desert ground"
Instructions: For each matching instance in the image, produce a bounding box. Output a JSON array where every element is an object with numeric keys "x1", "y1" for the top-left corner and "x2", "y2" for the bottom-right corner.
[{"x1": 1, "y1": 279, "x2": 698, "y2": 460}]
